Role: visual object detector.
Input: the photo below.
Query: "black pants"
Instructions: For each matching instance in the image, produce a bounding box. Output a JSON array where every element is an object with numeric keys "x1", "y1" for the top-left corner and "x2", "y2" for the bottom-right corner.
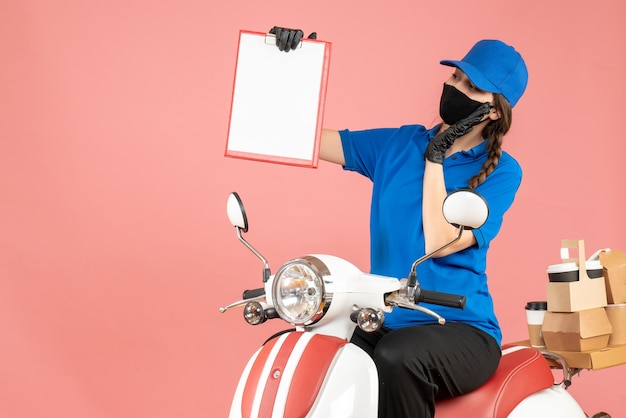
[{"x1": 351, "y1": 322, "x2": 501, "y2": 418}]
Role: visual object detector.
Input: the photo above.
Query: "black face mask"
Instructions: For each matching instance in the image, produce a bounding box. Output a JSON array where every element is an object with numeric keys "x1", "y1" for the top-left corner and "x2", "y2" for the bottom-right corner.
[{"x1": 439, "y1": 83, "x2": 485, "y2": 125}]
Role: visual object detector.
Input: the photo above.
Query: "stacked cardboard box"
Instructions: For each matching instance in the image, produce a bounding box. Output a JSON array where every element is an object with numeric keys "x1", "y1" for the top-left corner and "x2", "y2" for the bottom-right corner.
[
  {"x1": 513, "y1": 242, "x2": 626, "y2": 369},
  {"x1": 600, "y1": 250, "x2": 626, "y2": 346},
  {"x1": 542, "y1": 240, "x2": 611, "y2": 352}
]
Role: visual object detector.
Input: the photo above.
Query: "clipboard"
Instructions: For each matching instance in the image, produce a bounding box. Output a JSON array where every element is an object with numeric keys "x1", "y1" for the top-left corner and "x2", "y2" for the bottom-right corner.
[{"x1": 225, "y1": 30, "x2": 332, "y2": 168}]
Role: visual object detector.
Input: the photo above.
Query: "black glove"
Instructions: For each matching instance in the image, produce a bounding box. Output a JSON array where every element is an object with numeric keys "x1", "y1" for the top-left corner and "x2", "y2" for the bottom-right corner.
[
  {"x1": 269, "y1": 26, "x2": 317, "y2": 52},
  {"x1": 425, "y1": 102, "x2": 492, "y2": 164}
]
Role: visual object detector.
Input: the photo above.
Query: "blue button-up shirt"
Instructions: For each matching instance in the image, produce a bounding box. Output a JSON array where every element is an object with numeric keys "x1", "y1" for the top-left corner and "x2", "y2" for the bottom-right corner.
[{"x1": 340, "y1": 124, "x2": 522, "y2": 344}]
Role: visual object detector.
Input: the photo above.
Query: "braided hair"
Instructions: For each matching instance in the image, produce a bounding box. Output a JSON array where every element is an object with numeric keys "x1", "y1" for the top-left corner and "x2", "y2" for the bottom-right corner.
[{"x1": 467, "y1": 94, "x2": 513, "y2": 190}]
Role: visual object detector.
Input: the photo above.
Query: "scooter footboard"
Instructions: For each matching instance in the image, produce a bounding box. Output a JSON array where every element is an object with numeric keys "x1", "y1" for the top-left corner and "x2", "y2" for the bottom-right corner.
[{"x1": 229, "y1": 331, "x2": 377, "y2": 418}]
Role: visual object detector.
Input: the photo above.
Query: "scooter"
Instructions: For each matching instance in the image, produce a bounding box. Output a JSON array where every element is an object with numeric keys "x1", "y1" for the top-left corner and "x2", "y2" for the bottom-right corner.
[{"x1": 220, "y1": 190, "x2": 602, "y2": 417}]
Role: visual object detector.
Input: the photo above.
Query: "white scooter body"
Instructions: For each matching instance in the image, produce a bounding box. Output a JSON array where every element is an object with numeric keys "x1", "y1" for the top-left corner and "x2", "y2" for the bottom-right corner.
[
  {"x1": 227, "y1": 255, "x2": 586, "y2": 418},
  {"x1": 509, "y1": 386, "x2": 586, "y2": 417},
  {"x1": 229, "y1": 255, "x2": 394, "y2": 418},
  {"x1": 222, "y1": 192, "x2": 592, "y2": 418}
]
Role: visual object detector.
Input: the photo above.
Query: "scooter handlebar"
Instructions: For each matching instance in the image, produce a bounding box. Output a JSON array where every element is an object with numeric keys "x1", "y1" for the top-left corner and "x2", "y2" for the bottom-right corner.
[
  {"x1": 417, "y1": 289, "x2": 466, "y2": 309},
  {"x1": 242, "y1": 288, "x2": 265, "y2": 299}
]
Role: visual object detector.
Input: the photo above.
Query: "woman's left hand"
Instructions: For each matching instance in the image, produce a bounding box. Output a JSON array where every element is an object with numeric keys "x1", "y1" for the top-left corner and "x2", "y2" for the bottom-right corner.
[
  {"x1": 268, "y1": 26, "x2": 317, "y2": 52},
  {"x1": 425, "y1": 102, "x2": 492, "y2": 164}
]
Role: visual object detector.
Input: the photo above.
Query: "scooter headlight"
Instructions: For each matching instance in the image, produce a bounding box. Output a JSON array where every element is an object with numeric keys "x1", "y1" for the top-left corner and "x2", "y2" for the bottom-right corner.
[{"x1": 272, "y1": 257, "x2": 329, "y2": 326}]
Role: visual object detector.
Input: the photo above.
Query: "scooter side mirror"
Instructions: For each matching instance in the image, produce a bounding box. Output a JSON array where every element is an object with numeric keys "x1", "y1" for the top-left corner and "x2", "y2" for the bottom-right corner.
[
  {"x1": 226, "y1": 192, "x2": 271, "y2": 283},
  {"x1": 227, "y1": 192, "x2": 248, "y2": 233},
  {"x1": 442, "y1": 189, "x2": 489, "y2": 230}
]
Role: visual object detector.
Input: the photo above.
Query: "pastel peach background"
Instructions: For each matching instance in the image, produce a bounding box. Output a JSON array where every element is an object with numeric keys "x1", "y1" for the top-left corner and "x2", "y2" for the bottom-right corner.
[{"x1": 1, "y1": 0, "x2": 625, "y2": 417}]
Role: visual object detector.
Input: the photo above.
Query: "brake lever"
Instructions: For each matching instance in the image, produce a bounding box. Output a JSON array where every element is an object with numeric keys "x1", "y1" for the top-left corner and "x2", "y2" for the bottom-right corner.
[{"x1": 219, "y1": 294, "x2": 266, "y2": 313}]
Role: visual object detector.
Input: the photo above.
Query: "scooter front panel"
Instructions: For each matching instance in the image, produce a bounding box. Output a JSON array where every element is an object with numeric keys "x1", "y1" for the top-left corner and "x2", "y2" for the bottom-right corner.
[
  {"x1": 257, "y1": 332, "x2": 303, "y2": 417},
  {"x1": 233, "y1": 331, "x2": 348, "y2": 418},
  {"x1": 239, "y1": 335, "x2": 280, "y2": 417},
  {"x1": 283, "y1": 334, "x2": 350, "y2": 417},
  {"x1": 307, "y1": 343, "x2": 378, "y2": 418}
]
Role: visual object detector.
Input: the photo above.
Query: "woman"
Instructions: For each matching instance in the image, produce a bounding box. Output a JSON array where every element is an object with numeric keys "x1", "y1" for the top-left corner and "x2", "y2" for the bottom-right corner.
[{"x1": 274, "y1": 31, "x2": 528, "y2": 417}]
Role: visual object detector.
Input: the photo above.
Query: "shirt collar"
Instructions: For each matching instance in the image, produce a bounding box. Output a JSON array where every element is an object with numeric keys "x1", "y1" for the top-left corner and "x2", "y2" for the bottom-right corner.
[
  {"x1": 464, "y1": 140, "x2": 487, "y2": 159},
  {"x1": 427, "y1": 125, "x2": 441, "y2": 140}
]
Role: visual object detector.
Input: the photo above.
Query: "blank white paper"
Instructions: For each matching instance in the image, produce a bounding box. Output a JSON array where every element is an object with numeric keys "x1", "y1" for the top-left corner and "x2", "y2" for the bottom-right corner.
[{"x1": 226, "y1": 31, "x2": 330, "y2": 167}]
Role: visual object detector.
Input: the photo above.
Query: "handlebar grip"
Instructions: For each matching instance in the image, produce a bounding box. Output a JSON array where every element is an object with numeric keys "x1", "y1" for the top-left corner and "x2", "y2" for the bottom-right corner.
[
  {"x1": 242, "y1": 288, "x2": 265, "y2": 299},
  {"x1": 418, "y1": 289, "x2": 466, "y2": 309}
]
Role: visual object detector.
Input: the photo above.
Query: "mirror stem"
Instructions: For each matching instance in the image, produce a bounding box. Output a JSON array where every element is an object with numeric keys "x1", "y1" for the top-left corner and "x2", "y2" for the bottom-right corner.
[
  {"x1": 236, "y1": 227, "x2": 271, "y2": 282},
  {"x1": 407, "y1": 226, "x2": 465, "y2": 300}
]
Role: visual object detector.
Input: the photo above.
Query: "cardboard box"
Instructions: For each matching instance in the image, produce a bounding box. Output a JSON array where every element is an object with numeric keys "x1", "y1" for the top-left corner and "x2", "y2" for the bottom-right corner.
[
  {"x1": 599, "y1": 250, "x2": 626, "y2": 304},
  {"x1": 546, "y1": 239, "x2": 607, "y2": 312},
  {"x1": 545, "y1": 345, "x2": 626, "y2": 370},
  {"x1": 510, "y1": 340, "x2": 626, "y2": 370},
  {"x1": 605, "y1": 303, "x2": 626, "y2": 346},
  {"x1": 542, "y1": 308, "x2": 612, "y2": 352}
]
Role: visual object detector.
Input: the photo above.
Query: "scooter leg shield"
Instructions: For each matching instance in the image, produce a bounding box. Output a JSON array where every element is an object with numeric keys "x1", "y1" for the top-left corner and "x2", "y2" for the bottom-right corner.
[{"x1": 229, "y1": 331, "x2": 378, "y2": 418}]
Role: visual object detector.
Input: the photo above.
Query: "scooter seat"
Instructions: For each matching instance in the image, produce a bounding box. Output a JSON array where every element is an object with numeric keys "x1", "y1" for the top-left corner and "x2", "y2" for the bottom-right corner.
[{"x1": 435, "y1": 345, "x2": 555, "y2": 418}]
